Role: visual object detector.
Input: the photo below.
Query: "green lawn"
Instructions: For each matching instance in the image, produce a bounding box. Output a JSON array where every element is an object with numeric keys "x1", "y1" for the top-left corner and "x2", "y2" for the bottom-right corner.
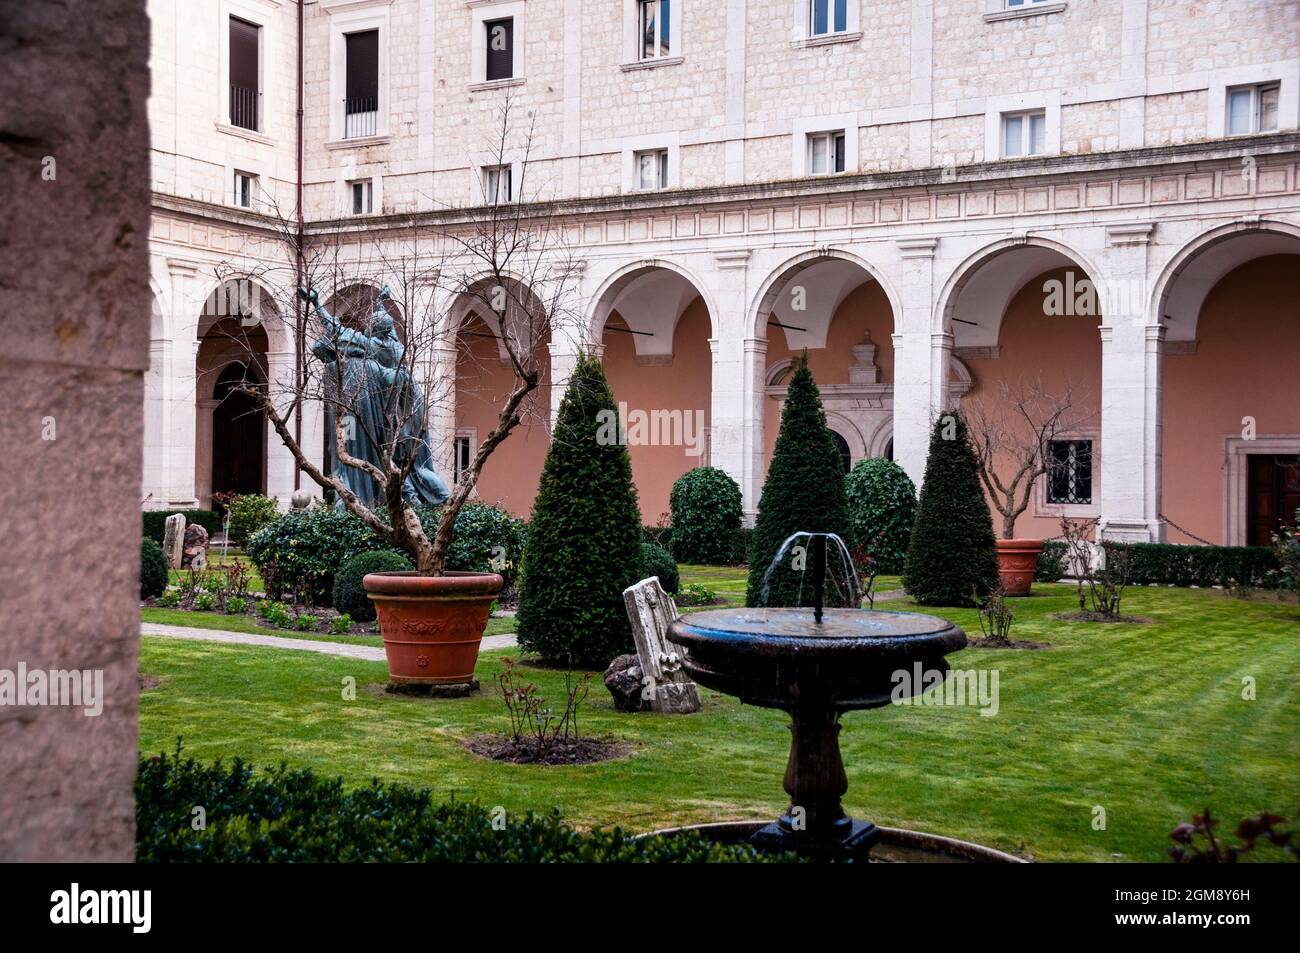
[
  {"x1": 141, "y1": 606, "x2": 517, "y2": 644},
  {"x1": 138, "y1": 571, "x2": 1299, "y2": 862}
]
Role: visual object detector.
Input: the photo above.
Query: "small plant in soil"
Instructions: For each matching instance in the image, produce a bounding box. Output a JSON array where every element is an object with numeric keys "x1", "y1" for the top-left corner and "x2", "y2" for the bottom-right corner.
[
  {"x1": 852, "y1": 531, "x2": 887, "y2": 609},
  {"x1": 676, "y1": 584, "x2": 719, "y2": 607},
  {"x1": 492, "y1": 657, "x2": 593, "y2": 764},
  {"x1": 1060, "y1": 516, "x2": 1131, "y2": 620},
  {"x1": 974, "y1": 584, "x2": 1015, "y2": 645}
]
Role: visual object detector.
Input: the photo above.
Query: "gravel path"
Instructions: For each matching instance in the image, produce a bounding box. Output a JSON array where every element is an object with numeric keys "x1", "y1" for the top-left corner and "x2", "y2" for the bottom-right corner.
[{"x1": 141, "y1": 622, "x2": 518, "y2": 658}]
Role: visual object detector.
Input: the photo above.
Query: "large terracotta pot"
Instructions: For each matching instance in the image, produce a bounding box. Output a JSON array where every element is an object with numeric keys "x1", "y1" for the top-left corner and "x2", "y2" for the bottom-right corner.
[
  {"x1": 995, "y1": 539, "x2": 1044, "y2": 596},
  {"x1": 362, "y1": 571, "x2": 503, "y2": 685}
]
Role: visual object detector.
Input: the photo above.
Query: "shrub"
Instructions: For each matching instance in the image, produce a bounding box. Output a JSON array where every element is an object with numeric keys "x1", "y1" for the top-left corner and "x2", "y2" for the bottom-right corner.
[
  {"x1": 746, "y1": 355, "x2": 853, "y2": 607},
  {"x1": 669, "y1": 467, "x2": 743, "y2": 565},
  {"x1": 140, "y1": 539, "x2": 169, "y2": 600},
  {"x1": 194, "y1": 591, "x2": 217, "y2": 612},
  {"x1": 329, "y1": 614, "x2": 353, "y2": 635},
  {"x1": 676, "y1": 583, "x2": 718, "y2": 607},
  {"x1": 158, "y1": 590, "x2": 180, "y2": 608},
  {"x1": 517, "y1": 353, "x2": 644, "y2": 668},
  {"x1": 332, "y1": 550, "x2": 413, "y2": 623},
  {"x1": 227, "y1": 494, "x2": 280, "y2": 546},
  {"x1": 247, "y1": 509, "x2": 381, "y2": 604},
  {"x1": 641, "y1": 541, "x2": 680, "y2": 594},
  {"x1": 142, "y1": 509, "x2": 223, "y2": 546},
  {"x1": 136, "y1": 747, "x2": 790, "y2": 863},
  {"x1": 843, "y1": 458, "x2": 917, "y2": 575},
  {"x1": 1036, "y1": 541, "x2": 1069, "y2": 582},
  {"x1": 225, "y1": 596, "x2": 247, "y2": 615},
  {"x1": 902, "y1": 413, "x2": 999, "y2": 607},
  {"x1": 1118, "y1": 541, "x2": 1281, "y2": 589},
  {"x1": 258, "y1": 601, "x2": 293, "y2": 628},
  {"x1": 1276, "y1": 512, "x2": 1300, "y2": 590},
  {"x1": 295, "y1": 614, "x2": 317, "y2": 632}
]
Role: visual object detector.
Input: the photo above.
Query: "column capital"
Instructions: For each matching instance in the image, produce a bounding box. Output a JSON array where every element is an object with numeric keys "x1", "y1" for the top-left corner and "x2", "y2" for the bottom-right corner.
[
  {"x1": 896, "y1": 237, "x2": 939, "y2": 259},
  {"x1": 714, "y1": 250, "x2": 751, "y2": 270},
  {"x1": 1105, "y1": 222, "x2": 1155, "y2": 246}
]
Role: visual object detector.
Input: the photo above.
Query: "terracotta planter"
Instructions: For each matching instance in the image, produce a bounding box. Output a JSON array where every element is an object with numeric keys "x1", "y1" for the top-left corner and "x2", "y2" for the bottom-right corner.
[
  {"x1": 995, "y1": 539, "x2": 1044, "y2": 596},
  {"x1": 362, "y1": 571, "x2": 503, "y2": 685}
]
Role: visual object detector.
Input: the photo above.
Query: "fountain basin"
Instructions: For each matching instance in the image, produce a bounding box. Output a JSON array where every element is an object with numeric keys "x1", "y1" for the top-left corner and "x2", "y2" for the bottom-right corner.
[
  {"x1": 668, "y1": 607, "x2": 966, "y2": 711},
  {"x1": 667, "y1": 604, "x2": 968, "y2": 861}
]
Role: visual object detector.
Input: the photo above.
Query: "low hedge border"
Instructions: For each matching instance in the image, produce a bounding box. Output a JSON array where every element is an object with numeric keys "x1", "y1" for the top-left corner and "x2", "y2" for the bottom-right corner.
[
  {"x1": 136, "y1": 748, "x2": 792, "y2": 863},
  {"x1": 1110, "y1": 542, "x2": 1281, "y2": 589}
]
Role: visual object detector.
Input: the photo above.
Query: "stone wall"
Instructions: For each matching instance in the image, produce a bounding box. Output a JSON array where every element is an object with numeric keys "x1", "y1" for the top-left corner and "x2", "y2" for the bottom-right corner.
[{"x1": 0, "y1": 0, "x2": 152, "y2": 860}]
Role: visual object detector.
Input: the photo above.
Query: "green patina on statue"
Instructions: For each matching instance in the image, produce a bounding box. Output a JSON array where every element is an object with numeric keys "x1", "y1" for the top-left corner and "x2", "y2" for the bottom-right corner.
[{"x1": 298, "y1": 285, "x2": 449, "y2": 509}]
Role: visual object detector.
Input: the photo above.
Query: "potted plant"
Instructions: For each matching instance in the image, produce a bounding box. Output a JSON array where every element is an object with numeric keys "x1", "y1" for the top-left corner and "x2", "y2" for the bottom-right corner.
[
  {"x1": 224, "y1": 102, "x2": 576, "y2": 687},
  {"x1": 965, "y1": 378, "x2": 1090, "y2": 596}
]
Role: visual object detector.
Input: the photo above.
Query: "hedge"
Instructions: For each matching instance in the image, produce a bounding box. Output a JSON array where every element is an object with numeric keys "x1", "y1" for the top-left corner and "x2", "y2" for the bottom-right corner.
[
  {"x1": 136, "y1": 748, "x2": 789, "y2": 863},
  {"x1": 142, "y1": 509, "x2": 224, "y2": 546},
  {"x1": 1035, "y1": 541, "x2": 1068, "y2": 583},
  {"x1": 669, "y1": 467, "x2": 744, "y2": 565},
  {"x1": 644, "y1": 525, "x2": 752, "y2": 567},
  {"x1": 1114, "y1": 542, "x2": 1281, "y2": 589},
  {"x1": 332, "y1": 550, "x2": 413, "y2": 622}
]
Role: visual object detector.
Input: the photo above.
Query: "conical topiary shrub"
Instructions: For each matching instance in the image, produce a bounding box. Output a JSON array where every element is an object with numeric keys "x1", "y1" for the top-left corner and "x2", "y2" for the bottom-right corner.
[
  {"x1": 902, "y1": 412, "x2": 1000, "y2": 606},
  {"x1": 745, "y1": 354, "x2": 853, "y2": 607},
  {"x1": 516, "y1": 352, "x2": 645, "y2": 667}
]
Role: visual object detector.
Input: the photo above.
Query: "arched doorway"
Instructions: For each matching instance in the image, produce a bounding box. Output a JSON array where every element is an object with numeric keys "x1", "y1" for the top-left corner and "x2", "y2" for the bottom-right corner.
[
  {"x1": 211, "y1": 362, "x2": 265, "y2": 497},
  {"x1": 943, "y1": 241, "x2": 1103, "y2": 540},
  {"x1": 757, "y1": 253, "x2": 897, "y2": 475},
  {"x1": 593, "y1": 264, "x2": 714, "y2": 521},
  {"x1": 1156, "y1": 225, "x2": 1300, "y2": 545}
]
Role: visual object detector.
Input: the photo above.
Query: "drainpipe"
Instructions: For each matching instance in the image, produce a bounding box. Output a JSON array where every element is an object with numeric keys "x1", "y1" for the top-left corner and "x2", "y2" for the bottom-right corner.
[{"x1": 293, "y1": 0, "x2": 305, "y2": 491}]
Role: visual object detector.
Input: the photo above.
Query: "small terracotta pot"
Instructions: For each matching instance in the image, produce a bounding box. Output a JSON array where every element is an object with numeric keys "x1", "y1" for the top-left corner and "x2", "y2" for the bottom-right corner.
[
  {"x1": 362, "y1": 571, "x2": 503, "y2": 685},
  {"x1": 995, "y1": 539, "x2": 1044, "y2": 597}
]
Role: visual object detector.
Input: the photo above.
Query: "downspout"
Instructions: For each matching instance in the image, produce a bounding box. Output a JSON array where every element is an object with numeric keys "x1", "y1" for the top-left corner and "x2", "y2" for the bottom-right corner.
[{"x1": 293, "y1": 0, "x2": 305, "y2": 491}]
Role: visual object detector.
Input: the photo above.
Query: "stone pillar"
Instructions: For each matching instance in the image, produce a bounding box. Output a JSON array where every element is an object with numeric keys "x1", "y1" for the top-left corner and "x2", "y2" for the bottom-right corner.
[
  {"x1": 1098, "y1": 224, "x2": 1164, "y2": 542},
  {"x1": 264, "y1": 348, "x2": 299, "y2": 505},
  {"x1": 163, "y1": 261, "x2": 203, "y2": 508},
  {"x1": 0, "y1": 0, "x2": 151, "y2": 860},
  {"x1": 195, "y1": 397, "x2": 219, "y2": 508},
  {"x1": 141, "y1": 336, "x2": 168, "y2": 506},
  {"x1": 706, "y1": 252, "x2": 763, "y2": 518},
  {"x1": 891, "y1": 239, "x2": 941, "y2": 489}
]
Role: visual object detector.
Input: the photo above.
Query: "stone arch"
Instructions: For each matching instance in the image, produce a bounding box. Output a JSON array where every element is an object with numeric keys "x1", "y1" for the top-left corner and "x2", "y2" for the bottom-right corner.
[
  {"x1": 586, "y1": 258, "x2": 719, "y2": 346},
  {"x1": 750, "y1": 247, "x2": 903, "y2": 342},
  {"x1": 1150, "y1": 218, "x2": 1300, "y2": 342},
  {"x1": 934, "y1": 234, "x2": 1104, "y2": 343}
]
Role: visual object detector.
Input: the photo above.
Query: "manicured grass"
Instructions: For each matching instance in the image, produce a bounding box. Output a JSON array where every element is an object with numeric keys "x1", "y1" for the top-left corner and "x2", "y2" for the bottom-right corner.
[
  {"x1": 678, "y1": 564, "x2": 900, "y2": 607},
  {"x1": 138, "y1": 579, "x2": 1300, "y2": 861}
]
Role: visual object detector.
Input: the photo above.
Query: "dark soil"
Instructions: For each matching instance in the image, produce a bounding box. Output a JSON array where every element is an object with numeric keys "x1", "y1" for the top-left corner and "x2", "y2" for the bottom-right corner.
[
  {"x1": 139, "y1": 675, "x2": 163, "y2": 692},
  {"x1": 463, "y1": 734, "x2": 631, "y2": 766},
  {"x1": 1051, "y1": 611, "x2": 1153, "y2": 624}
]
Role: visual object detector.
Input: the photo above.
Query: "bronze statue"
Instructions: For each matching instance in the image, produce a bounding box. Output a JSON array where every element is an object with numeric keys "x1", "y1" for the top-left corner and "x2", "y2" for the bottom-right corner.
[{"x1": 299, "y1": 285, "x2": 449, "y2": 508}]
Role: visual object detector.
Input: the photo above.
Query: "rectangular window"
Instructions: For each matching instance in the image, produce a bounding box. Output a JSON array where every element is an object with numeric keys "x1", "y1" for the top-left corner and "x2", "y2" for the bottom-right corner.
[
  {"x1": 229, "y1": 16, "x2": 261, "y2": 131},
  {"x1": 1002, "y1": 110, "x2": 1046, "y2": 157},
  {"x1": 635, "y1": 149, "x2": 669, "y2": 190},
  {"x1": 807, "y1": 131, "x2": 846, "y2": 175},
  {"x1": 350, "y1": 179, "x2": 374, "y2": 215},
  {"x1": 483, "y1": 165, "x2": 512, "y2": 204},
  {"x1": 639, "y1": 0, "x2": 671, "y2": 59},
  {"x1": 485, "y1": 18, "x2": 514, "y2": 81},
  {"x1": 809, "y1": 0, "x2": 847, "y2": 36},
  {"x1": 1227, "y1": 82, "x2": 1279, "y2": 135},
  {"x1": 1048, "y1": 440, "x2": 1093, "y2": 505},
  {"x1": 344, "y1": 29, "x2": 379, "y2": 139},
  {"x1": 233, "y1": 171, "x2": 256, "y2": 209},
  {"x1": 454, "y1": 435, "x2": 472, "y2": 484}
]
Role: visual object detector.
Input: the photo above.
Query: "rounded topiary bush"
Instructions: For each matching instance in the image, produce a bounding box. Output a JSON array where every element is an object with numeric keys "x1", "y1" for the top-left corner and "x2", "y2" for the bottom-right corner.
[
  {"x1": 247, "y1": 508, "x2": 381, "y2": 604},
  {"x1": 669, "y1": 467, "x2": 743, "y2": 565},
  {"x1": 141, "y1": 538, "x2": 169, "y2": 600},
  {"x1": 641, "y1": 541, "x2": 680, "y2": 594},
  {"x1": 416, "y1": 502, "x2": 527, "y2": 588},
  {"x1": 844, "y1": 458, "x2": 917, "y2": 575},
  {"x1": 332, "y1": 550, "x2": 413, "y2": 623}
]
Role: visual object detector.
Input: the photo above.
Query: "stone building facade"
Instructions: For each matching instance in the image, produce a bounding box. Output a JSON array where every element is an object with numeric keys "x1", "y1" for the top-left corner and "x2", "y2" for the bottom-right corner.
[{"x1": 146, "y1": 0, "x2": 1300, "y2": 546}]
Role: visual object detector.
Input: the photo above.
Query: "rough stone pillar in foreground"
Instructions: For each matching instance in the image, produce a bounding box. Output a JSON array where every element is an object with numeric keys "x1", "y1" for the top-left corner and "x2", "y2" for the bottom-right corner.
[{"x1": 0, "y1": 0, "x2": 151, "y2": 861}]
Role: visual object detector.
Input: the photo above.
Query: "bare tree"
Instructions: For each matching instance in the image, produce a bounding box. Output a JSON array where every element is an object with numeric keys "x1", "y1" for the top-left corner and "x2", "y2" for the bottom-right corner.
[
  {"x1": 209, "y1": 99, "x2": 580, "y2": 575},
  {"x1": 964, "y1": 377, "x2": 1092, "y2": 539}
]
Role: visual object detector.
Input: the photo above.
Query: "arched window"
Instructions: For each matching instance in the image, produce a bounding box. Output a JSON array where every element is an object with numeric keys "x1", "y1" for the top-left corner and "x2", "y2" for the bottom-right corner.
[{"x1": 830, "y1": 430, "x2": 851, "y2": 474}]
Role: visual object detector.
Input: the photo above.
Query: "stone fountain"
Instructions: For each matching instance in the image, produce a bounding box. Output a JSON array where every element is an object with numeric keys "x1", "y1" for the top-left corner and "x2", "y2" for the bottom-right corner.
[{"x1": 667, "y1": 532, "x2": 969, "y2": 861}]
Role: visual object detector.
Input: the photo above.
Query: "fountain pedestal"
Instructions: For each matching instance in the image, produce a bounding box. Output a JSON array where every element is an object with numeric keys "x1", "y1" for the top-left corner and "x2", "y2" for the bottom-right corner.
[{"x1": 668, "y1": 606, "x2": 966, "y2": 862}]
